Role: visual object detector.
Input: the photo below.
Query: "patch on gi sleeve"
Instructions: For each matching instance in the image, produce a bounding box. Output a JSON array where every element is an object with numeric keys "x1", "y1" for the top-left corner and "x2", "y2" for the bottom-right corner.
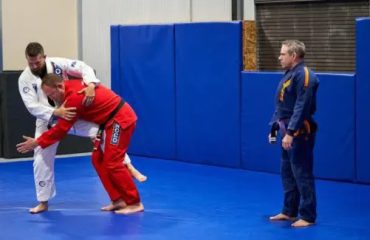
[
  {"x1": 51, "y1": 62, "x2": 63, "y2": 77},
  {"x1": 39, "y1": 181, "x2": 46, "y2": 187},
  {"x1": 110, "y1": 123, "x2": 121, "y2": 145},
  {"x1": 23, "y1": 87, "x2": 30, "y2": 94}
]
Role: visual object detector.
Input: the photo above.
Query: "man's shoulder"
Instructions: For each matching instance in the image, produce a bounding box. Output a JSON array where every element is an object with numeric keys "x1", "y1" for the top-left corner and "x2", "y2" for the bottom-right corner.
[
  {"x1": 46, "y1": 57, "x2": 70, "y2": 63},
  {"x1": 46, "y1": 57, "x2": 71, "y2": 69},
  {"x1": 65, "y1": 87, "x2": 84, "y2": 107},
  {"x1": 293, "y1": 65, "x2": 319, "y2": 86},
  {"x1": 19, "y1": 67, "x2": 37, "y2": 83},
  {"x1": 65, "y1": 80, "x2": 86, "y2": 93},
  {"x1": 292, "y1": 64, "x2": 308, "y2": 78}
]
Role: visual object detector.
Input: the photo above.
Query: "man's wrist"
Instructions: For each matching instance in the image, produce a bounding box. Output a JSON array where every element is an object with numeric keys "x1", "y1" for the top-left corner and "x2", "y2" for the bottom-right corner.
[
  {"x1": 53, "y1": 108, "x2": 60, "y2": 117},
  {"x1": 35, "y1": 139, "x2": 42, "y2": 148},
  {"x1": 87, "y1": 82, "x2": 97, "y2": 88}
]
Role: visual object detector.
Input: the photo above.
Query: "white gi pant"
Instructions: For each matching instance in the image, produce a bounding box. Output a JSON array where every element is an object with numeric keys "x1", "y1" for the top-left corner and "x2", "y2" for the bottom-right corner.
[{"x1": 33, "y1": 118, "x2": 131, "y2": 202}]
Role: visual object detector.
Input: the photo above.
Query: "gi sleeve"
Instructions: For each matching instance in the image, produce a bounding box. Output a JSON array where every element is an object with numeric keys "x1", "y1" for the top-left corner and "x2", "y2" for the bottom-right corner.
[
  {"x1": 58, "y1": 57, "x2": 100, "y2": 85},
  {"x1": 18, "y1": 72, "x2": 55, "y2": 122},
  {"x1": 36, "y1": 95, "x2": 82, "y2": 148}
]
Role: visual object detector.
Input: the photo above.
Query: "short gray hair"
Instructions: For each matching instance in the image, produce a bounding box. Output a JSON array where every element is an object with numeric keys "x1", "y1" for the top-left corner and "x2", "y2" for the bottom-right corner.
[{"x1": 282, "y1": 40, "x2": 305, "y2": 58}]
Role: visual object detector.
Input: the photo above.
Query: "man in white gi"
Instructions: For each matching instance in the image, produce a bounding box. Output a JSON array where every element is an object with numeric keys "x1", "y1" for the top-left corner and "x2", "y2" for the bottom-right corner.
[{"x1": 19, "y1": 42, "x2": 146, "y2": 214}]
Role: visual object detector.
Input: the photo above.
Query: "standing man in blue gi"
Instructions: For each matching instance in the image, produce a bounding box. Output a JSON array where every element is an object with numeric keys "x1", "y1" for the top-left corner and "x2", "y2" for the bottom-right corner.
[{"x1": 269, "y1": 40, "x2": 319, "y2": 228}]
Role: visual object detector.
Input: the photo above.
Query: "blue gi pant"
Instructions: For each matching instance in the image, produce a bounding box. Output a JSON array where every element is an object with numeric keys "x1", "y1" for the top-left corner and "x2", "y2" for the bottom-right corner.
[{"x1": 280, "y1": 133, "x2": 317, "y2": 223}]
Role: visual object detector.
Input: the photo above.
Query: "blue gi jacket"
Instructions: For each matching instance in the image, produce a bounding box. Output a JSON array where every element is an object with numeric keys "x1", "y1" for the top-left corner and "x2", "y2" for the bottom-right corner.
[{"x1": 271, "y1": 61, "x2": 319, "y2": 136}]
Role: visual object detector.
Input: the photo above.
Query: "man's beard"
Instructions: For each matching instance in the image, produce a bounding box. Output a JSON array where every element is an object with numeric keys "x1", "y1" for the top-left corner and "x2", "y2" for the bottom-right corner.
[{"x1": 31, "y1": 65, "x2": 47, "y2": 78}]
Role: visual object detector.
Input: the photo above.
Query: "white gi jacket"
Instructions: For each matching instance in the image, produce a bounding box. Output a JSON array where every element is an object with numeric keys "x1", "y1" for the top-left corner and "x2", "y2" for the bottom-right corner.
[{"x1": 18, "y1": 57, "x2": 100, "y2": 125}]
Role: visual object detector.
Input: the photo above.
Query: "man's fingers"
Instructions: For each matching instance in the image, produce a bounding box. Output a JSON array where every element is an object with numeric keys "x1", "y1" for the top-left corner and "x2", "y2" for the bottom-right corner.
[
  {"x1": 16, "y1": 142, "x2": 24, "y2": 148},
  {"x1": 16, "y1": 143, "x2": 29, "y2": 153},
  {"x1": 18, "y1": 147, "x2": 30, "y2": 153},
  {"x1": 17, "y1": 146, "x2": 26, "y2": 153},
  {"x1": 65, "y1": 112, "x2": 76, "y2": 120},
  {"x1": 77, "y1": 88, "x2": 85, "y2": 94},
  {"x1": 65, "y1": 107, "x2": 77, "y2": 111},
  {"x1": 16, "y1": 136, "x2": 36, "y2": 153}
]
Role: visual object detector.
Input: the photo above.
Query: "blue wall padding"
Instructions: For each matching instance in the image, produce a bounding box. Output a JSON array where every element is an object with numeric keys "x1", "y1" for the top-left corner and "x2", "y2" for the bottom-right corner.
[
  {"x1": 175, "y1": 22, "x2": 242, "y2": 167},
  {"x1": 111, "y1": 26, "x2": 120, "y2": 91},
  {"x1": 314, "y1": 73, "x2": 355, "y2": 181},
  {"x1": 241, "y1": 72, "x2": 355, "y2": 181},
  {"x1": 110, "y1": 21, "x2": 362, "y2": 183},
  {"x1": 355, "y1": 18, "x2": 370, "y2": 183},
  {"x1": 241, "y1": 72, "x2": 281, "y2": 173},
  {"x1": 111, "y1": 25, "x2": 176, "y2": 159}
]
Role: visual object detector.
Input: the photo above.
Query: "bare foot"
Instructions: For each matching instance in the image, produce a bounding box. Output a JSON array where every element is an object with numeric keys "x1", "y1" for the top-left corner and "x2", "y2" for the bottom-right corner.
[
  {"x1": 29, "y1": 202, "x2": 48, "y2": 214},
  {"x1": 269, "y1": 213, "x2": 296, "y2": 221},
  {"x1": 131, "y1": 170, "x2": 147, "y2": 182},
  {"x1": 126, "y1": 163, "x2": 147, "y2": 182},
  {"x1": 101, "y1": 199, "x2": 127, "y2": 211},
  {"x1": 291, "y1": 219, "x2": 314, "y2": 228},
  {"x1": 114, "y1": 202, "x2": 144, "y2": 215}
]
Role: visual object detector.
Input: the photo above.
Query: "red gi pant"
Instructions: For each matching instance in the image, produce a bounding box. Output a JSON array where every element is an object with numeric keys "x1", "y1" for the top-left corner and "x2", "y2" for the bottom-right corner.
[{"x1": 92, "y1": 118, "x2": 140, "y2": 205}]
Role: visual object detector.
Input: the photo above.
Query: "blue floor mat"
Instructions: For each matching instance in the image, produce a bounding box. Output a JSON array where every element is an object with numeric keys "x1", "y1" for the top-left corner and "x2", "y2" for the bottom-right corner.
[{"x1": 0, "y1": 155, "x2": 370, "y2": 240}]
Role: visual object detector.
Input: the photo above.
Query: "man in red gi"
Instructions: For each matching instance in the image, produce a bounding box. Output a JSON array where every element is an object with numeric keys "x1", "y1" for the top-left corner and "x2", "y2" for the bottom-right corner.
[{"x1": 17, "y1": 73, "x2": 144, "y2": 215}]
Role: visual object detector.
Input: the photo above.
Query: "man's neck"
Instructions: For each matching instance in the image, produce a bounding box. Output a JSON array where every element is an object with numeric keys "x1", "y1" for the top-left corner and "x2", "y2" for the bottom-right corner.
[{"x1": 290, "y1": 59, "x2": 303, "y2": 70}]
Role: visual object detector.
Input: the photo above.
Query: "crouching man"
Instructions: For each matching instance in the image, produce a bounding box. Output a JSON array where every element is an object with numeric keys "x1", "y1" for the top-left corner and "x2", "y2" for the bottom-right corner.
[{"x1": 17, "y1": 73, "x2": 144, "y2": 215}]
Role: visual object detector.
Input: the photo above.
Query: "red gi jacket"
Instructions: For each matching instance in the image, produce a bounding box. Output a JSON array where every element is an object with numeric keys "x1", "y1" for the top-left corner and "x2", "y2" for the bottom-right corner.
[{"x1": 37, "y1": 80, "x2": 137, "y2": 148}]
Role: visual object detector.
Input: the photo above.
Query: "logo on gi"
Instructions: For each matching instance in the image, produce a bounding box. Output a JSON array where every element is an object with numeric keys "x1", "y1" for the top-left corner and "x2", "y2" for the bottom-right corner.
[
  {"x1": 23, "y1": 87, "x2": 30, "y2": 93},
  {"x1": 54, "y1": 67, "x2": 62, "y2": 76},
  {"x1": 52, "y1": 62, "x2": 63, "y2": 77},
  {"x1": 39, "y1": 181, "x2": 46, "y2": 187},
  {"x1": 111, "y1": 123, "x2": 120, "y2": 145}
]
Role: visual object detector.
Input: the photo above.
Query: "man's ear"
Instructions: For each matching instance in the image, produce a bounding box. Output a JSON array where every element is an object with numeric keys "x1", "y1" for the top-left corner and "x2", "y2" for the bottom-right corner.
[
  {"x1": 292, "y1": 52, "x2": 297, "y2": 59},
  {"x1": 56, "y1": 83, "x2": 64, "y2": 90}
]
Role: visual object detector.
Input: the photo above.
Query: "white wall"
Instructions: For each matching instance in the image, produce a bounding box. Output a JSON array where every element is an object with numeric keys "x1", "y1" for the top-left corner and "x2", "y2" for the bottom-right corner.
[
  {"x1": 0, "y1": 0, "x2": 255, "y2": 79},
  {"x1": 244, "y1": 0, "x2": 255, "y2": 20},
  {"x1": 1, "y1": 0, "x2": 77, "y2": 70},
  {"x1": 191, "y1": 0, "x2": 231, "y2": 21},
  {"x1": 81, "y1": 0, "x2": 232, "y2": 87}
]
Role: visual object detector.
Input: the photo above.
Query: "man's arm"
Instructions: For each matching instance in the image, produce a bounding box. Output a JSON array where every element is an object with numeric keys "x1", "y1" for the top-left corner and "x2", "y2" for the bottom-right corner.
[
  {"x1": 17, "y1": 94, "x2": 82, "y2": 152},
  {"x1": 282, "y1": 69, "x2": 313, "y2": 150},
  {"x1": 38, "y1": 93, "x2": 85, "y2": 148},
  {"x1": 18, "y1": 72, "x2": 55, "y2": 122},
  {"x1": 50, "y1": 57, "x2": 100, "y2": 85},
  {"x1": 53, "y1": 57, "x2": 100, "y2": 106},
  {"x1": 16, "y1": 115, "x2": 75, "y2": 153},
  {"x1": 53, "y1": 101, "x2": 77, "y2": 121},
  {"x1": 287, "y1": 69, "x2": 313, "y2": 134},
  {"x1": 63, "y1": 58, "x2": 99, "y2": 84},
  {"x1": 16, "y1": 136, "x2": 39, "y2": 153},
  {"x1": 36, "y1": 116, "x2": 76, "y2": 148}
]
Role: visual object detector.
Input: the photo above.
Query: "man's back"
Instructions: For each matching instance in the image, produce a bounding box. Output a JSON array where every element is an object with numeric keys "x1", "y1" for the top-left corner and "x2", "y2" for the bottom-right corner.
[
  {"x1": 37, "y1": 80, "x2": 137, "y2": 148},
  {"x1": 64, "y1": 80, "x2": 121, "y2": 125}
]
